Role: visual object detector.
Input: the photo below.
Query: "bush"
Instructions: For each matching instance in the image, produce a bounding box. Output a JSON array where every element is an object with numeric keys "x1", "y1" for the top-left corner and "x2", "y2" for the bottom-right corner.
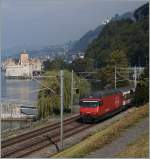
[{"x1": 134, "y1": 66, "x2": 149, "y2": 106}]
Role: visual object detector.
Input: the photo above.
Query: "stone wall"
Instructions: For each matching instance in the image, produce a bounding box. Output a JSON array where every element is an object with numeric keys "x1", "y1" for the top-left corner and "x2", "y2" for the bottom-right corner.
[{"x1": 5, "y1": 65, "x2": 30, "y2": 77}]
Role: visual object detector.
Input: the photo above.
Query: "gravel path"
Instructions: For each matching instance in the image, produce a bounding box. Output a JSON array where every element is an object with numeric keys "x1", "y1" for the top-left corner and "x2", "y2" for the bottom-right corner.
[{"x1": 86, "y1": 117, "x2": 149, "y2": 158}]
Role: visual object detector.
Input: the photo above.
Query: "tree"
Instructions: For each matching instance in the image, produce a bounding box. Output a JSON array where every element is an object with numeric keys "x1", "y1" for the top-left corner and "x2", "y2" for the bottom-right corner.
[
  {"x1": 85, "y1": 3, "x2": 148, "y2": 68},
  {"x1": 107, "y1": 49, "x2": 128, "y2": 67},
  {"x1": 134, "y1": 65, "x2": 149, "y2": 106},
  {"x1": 71, "y1": 58, "x2": 94, "y2": 73},
  {"x1": 43, "y1": 58, "x2": 70, "y2": 71},
  {"x1": 95, "y1": 50, "x2": 129, "y2": 89},
  {"x1": 37, "y1": 70, "x2": 91, "y2": 119}
]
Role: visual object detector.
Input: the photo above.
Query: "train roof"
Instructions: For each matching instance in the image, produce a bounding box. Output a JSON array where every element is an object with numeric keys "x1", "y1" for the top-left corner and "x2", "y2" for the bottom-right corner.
[
  {"x1": 118, "y1": 87, "x2": 135, "y2": 93},
  {"x1": 82, "y1": 87, "x2": 135, "y2": 99},
  {"x1": 88, "y1": 89, "x2": 121, "y2": 98}
]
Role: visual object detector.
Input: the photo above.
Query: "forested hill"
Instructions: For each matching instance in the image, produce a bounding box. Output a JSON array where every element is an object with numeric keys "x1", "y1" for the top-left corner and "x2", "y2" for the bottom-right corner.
[
  {"x1": 70, "y1": 11, "x2": 135, "y2": 53},
  {"x1": 85, "y1": 3, "x2": 149, "y2": 67},
  {"x1": 70, "y1": 25, "x2": 104, "y2": 53}
]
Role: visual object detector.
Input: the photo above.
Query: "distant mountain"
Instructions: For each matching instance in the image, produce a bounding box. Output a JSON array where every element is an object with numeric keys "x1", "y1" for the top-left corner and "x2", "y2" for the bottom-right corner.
[
  {"x1": 1, "y1": 44, "x2": 68, "y2": 61},
  {"x1": 134, "y1": 3, "x2": 149, "y2": 20},
  {"x1": 1, "y1": 44, "x2": 47, "y2": 59},
  {"x1": 111, "y1": 12, "x2": 135, "y2": 22},
  {"x1": 85, "y1": 3, "x2": 149, "y2": 67},
  {"x1": 70, "y1": 24, "x2": 104, "y2": 53},
  {"x1": 2, "y1": 4, "x2": 147, "y2": 60},
  {"x1": 1, "y1": 48, "x2": 21, "y2": 60},
  {"x1": 69, "y1": 10, "x2": 136, "y2": 54}
]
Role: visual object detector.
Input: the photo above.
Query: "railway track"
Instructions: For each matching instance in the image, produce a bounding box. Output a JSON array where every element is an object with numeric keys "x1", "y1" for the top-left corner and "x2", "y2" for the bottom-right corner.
[
  {"x1": 1, "y1": 114, "x2": 94, "y2": 158},
  {"x1": 2, "y1": 114, "x2": 79, "y2": 148}
]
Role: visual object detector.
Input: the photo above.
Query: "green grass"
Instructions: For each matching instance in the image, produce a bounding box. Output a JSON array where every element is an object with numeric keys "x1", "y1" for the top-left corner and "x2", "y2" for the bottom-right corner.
[
  {"x1": 53, "y1": 104, "x2": 149, "y2": 158},
  {"x1": 116, "y1": 132, "x2": 149, "y2": 158}
]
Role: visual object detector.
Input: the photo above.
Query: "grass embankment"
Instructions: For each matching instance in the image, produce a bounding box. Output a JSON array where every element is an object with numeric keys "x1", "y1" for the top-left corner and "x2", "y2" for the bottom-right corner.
[
  {"x1": 53, "y1": 104, "x2": 148, "y2": 158},
  {"x1": 116, "y1": 132, "x2": 149, "y2": 158}
]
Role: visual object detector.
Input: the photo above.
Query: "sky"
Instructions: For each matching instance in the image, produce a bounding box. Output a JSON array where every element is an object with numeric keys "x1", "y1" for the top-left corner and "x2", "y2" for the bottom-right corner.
[{"x1": 1, "y1": 0, "x2": 147, "y2": 50}]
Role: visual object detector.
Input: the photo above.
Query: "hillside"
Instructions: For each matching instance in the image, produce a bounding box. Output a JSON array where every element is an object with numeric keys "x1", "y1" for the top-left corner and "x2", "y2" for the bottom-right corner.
[
  {"x1": 85, "y1": 3, "x2": 149, "y2": 67},
  {"x1": 111, "y1": 12, "x2": 135, "y2": 22},
  {"x1": 70, "y1": 10, "x2": 136, "y2": 54},
  {"x1": 70, "y1": 25, "x2": 104, "y2": 53}
]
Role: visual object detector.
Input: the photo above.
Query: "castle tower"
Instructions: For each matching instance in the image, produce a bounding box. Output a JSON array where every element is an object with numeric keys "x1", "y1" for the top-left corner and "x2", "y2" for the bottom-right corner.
[{"x1": 20, "y1": 50, "x2": 29, "y2": 65}]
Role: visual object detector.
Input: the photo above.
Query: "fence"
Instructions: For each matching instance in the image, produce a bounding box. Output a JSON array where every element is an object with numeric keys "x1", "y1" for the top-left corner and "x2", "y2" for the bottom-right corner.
[{"x1": 1, "y1": 103, "x2": 30, "y2": 120}]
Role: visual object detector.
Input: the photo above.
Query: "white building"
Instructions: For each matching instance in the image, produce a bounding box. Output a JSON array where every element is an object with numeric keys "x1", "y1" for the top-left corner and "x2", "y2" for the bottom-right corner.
[
  {"x1": 102, "y1": 18, "x2": 110, "y2": 25},
  {"x1": 5, "y1": 51, "x2": 42, "y2": 78},
  {"x1": 5, "y1": 64, "x2": 31, "y2": 77}
]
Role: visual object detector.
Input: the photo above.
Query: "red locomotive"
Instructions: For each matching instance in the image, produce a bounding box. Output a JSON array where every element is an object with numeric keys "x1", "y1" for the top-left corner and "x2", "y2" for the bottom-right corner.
[{"x1": 79, "y1": 88, "x2": 134, "y2": 122}]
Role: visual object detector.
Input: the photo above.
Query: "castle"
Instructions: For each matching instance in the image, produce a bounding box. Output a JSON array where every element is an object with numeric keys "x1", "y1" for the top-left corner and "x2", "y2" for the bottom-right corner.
[{"x1": 5, "y1": 51, "x2": 42, "y2": 78}]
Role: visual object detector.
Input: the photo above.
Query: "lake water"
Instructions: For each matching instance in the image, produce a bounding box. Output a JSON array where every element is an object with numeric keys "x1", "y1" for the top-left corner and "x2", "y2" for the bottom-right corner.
[
  {"x1": 1, "y1": 72, "x2": 39, "y2": 106},
  {"x1": 1, "y1": 71, "x2": 40, "y2": 132}
]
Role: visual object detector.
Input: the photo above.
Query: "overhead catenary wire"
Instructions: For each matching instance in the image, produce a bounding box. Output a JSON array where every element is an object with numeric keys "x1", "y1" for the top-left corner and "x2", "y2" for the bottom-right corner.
[{"x1": 32, "y1": 76, "x2": 56, "y2": 94}]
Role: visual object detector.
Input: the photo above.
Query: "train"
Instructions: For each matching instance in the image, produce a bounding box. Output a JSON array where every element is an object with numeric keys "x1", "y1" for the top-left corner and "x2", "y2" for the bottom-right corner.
[{"x1": 79, "y1": 87, "x2": 135, "y2": 122}]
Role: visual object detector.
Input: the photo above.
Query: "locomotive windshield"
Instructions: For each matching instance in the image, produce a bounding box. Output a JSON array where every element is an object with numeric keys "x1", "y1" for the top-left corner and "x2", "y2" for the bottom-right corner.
[{"x1": 79, "y1": 100, "x2": 102, "y2": 107}]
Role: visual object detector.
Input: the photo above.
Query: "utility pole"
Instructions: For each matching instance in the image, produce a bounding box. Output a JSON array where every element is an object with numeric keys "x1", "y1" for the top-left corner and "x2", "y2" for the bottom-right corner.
[
  {"x1": 70, "y1": 70, "x2": 74, "y2": 114},
  {"x1": 146, "y1": 56, "x2": 148, "y2": 66},
  {"x1": 115, "y1": 65, "x2": 117, "y2": 89},
  {"x1": 138, "y1": 56, "x2": 141, "y2": 67},
  {"x1": 134, "y1": 66, "x2": 137, "y2": 89},
  {"x1": 60, "y1": 70, "x2": 64, "y2": 150}
]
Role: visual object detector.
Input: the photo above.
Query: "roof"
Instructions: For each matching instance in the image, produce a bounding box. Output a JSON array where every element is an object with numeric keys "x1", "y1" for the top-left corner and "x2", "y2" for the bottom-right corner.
[
  {"x1": 82, "y1": 87, "x2": 135, "y2": 99},
  {"x1": 91, "y1": 89, "x2": 121, "y2": 98},
  {"x1": 118, "y1": 87, "x2": 135, "y2": 93}
]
